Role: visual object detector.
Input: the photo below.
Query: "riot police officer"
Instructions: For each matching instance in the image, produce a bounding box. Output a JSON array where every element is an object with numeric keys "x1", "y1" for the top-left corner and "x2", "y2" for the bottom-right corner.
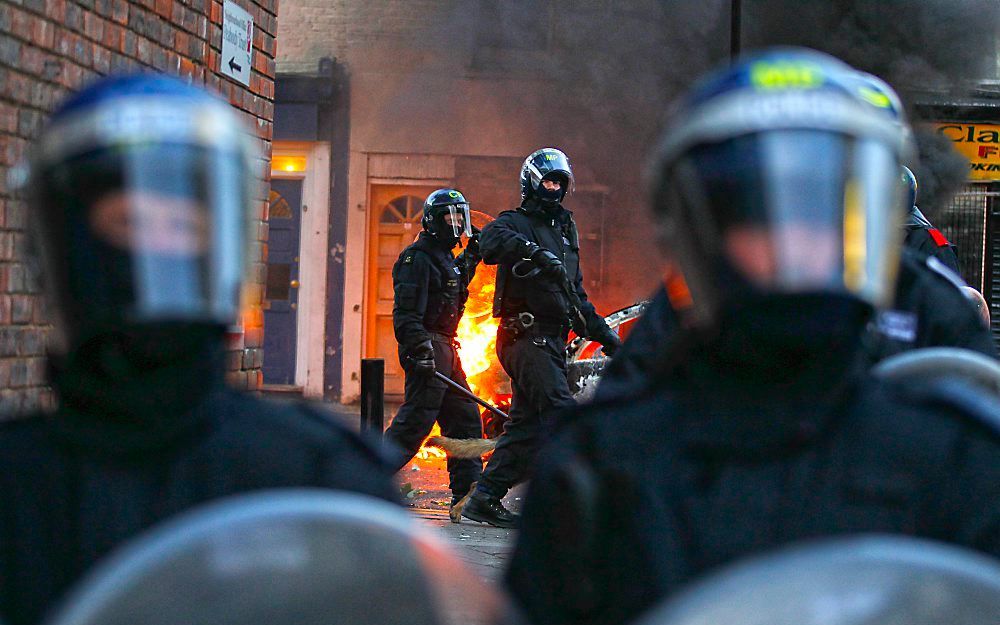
[
  {"x1": 505, "y1": 49, "x2": 1000, "y2": 625},
  {"x1": 461, "y1": 148, "x2": 621, "y2": 528},
  {"x1": 385, "y1": 189, "x2": 484, "y2": 518},
  {"x1": 0, "y1": 75, "x2": 398, "y2": 625},
  {"x1": 901, "y1": 165, "x2": 962, "y2": 273}
]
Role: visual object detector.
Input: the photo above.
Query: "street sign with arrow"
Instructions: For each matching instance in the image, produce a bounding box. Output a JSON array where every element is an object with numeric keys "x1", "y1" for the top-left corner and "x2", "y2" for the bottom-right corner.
[{"x1": 220, "y1": 1, "x2": 253, "y2": 87}]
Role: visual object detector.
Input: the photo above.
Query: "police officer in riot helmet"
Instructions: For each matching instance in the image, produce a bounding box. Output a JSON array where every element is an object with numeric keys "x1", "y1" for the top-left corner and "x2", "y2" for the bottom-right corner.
[
  {"x1": 0, "y1": 74, "x2": 398, "y2": 625},
  {"x1": 385, "y1": 188, "x2": 485, "y2": 520},
  {"x1": 845, "y1": 73, "x2": 994, "y2": 361},
  {"x1": 595, "y1": 70, "x2": 995, "y2": 403},
  {"x1": 901, "y1": 165, "x2": 962, "y2": 273},
  {"x1": 506, "y1": 49, "x2": 1000, "y2": 625},
  {"x1": 461, "y1": 148, "x2": 621, "y2": 528}
]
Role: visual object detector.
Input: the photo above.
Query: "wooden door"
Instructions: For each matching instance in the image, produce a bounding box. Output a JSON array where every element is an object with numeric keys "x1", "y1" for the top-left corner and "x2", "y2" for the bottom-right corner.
[{"x1": 366, "y1": 185, "x2": 439, "y2": 398}]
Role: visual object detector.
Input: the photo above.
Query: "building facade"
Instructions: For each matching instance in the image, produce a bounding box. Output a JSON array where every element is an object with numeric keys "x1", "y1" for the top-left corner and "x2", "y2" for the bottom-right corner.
[{"x1": 274, "y1": 0, "x2": 727, "y2": 402}]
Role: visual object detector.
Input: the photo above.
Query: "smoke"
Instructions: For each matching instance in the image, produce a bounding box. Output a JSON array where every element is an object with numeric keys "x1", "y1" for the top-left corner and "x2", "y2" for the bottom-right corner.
[
  {"x1": 742, "y1": 0, "x2": 1000, "y2": 216},
  {"x1": 914, "y1": 129, "x2": 970, "y2": 215},
  {"x1": 354, "y1": 0, "x2": 998, "y2": 305},
  {"x1": 387, "y1": 0, "x2": 733, "y2": 307}
]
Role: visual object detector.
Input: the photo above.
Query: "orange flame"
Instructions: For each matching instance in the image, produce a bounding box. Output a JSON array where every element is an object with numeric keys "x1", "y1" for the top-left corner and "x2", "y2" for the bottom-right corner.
[{"x1": 416, "y1": 423, "x2": 448, "y2": 460}]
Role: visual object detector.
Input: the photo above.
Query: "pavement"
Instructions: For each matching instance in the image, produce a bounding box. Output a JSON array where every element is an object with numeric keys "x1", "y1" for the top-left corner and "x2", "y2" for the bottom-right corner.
[
  {"x1": 398, "y1": 454, "x2": 527, "y2": 584},
  {"x1": 411, "y1": 508, "x2": 517, "y2": 583},
  {"x1": 262, "y1": 393, "x2": 521, "y2": 584}
]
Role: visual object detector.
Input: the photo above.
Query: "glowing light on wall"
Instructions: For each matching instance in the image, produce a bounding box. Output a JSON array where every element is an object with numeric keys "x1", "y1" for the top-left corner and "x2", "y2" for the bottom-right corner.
[{"x1": 272, "y1": 155, "x2": 307, "y2": 173}]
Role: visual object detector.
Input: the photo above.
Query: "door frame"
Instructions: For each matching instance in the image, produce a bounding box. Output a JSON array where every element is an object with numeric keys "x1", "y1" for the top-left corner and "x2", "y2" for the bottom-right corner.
[
  {"x1": 270, "y1": 141, "x2": 331, "y2": 398},
  {"x1": 361, "y1": 178, "x2": 450, "y2": 364}
]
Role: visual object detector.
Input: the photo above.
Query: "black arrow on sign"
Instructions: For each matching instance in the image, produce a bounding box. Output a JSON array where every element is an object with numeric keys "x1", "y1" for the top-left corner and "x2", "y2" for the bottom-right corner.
[{"x1": 228, "y1": 57, "x2": 242, "y2": 73}]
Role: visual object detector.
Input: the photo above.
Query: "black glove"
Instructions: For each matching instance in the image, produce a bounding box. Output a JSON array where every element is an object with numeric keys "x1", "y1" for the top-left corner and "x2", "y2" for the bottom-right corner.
[
  {"x1": 407, "y1": 339, "x2": 435, "y2": 375},
  {"x1": 530, "y1": 247, "x2": 567, "y2": 283},
  {"x1": 595, "y1": 330, "x2": 622, "y2": 357},
  {"x1": 466, "y1": 226, "x2": 482, "y2": 257}
]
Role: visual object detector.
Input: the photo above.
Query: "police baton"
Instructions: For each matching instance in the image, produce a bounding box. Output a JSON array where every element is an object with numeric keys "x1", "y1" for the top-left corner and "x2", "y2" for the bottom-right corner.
[{"x1": 433, "y1": 371, "x2": 509, "y2": 420}]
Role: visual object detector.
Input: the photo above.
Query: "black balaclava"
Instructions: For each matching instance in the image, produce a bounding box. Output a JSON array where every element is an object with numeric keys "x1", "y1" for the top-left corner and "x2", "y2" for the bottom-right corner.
[{"x1": 536, "y1": 174, "x2": 567, "y2": 211}]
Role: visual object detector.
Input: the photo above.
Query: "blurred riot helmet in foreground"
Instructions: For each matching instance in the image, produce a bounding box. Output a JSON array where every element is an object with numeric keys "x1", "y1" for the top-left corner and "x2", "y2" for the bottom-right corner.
[
  {"x1": 635, "y1": 535, "x2": 1000, "y2": 625},
  {"x1": 519, "y1": 147, "x2": 574, "y2": 210},
  {"x1": 649, "y1": 48, "x2": 915, "y2": 328},
  {"x1": 21, "y1": 74, "x2": 257, "y2": 356},
  {"x1": 46, "y1": 490, "x2": 518, "y2": 625},
  {"x1": 423, "y1": 188, "x2": 473, "y2": 247}
]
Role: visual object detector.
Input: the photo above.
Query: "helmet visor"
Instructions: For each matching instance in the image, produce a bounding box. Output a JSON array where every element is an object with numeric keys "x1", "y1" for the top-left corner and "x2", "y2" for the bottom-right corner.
[
  {"x1": 666, "y1": 129, "x2": 900, "y2": 307},
  {"x1": 526, "y1": 150, "x2": 574, "y2": 194},
  {"x1": 443, "y1": 203, "x2": 473, "y2": 239},
  {"x1": 30, "y1": 142, "x2": 249, "y2": 339}
]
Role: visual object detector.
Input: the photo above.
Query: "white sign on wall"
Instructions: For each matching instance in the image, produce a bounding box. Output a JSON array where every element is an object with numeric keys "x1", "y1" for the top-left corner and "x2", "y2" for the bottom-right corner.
[{"x1": 220, "y1": 1, "x2": 253, "y2": 86}]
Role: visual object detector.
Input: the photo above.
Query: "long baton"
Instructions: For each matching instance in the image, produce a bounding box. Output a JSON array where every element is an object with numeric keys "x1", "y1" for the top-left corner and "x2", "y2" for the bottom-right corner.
[{"x1": 433, "y1": 371, "x2": 509, "y2": 420}]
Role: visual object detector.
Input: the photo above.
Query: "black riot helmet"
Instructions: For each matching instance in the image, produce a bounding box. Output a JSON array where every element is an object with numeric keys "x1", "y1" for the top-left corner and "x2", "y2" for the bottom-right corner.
[
  {"x1": 46, "y1": 490, "x2": 521, "y2": 625},
  {"x1": 649, "y1": 48, "x2": 915, "y2": 327},
  {"x1": 520, "y1": 147, "x2": 574, "y2": 208},
  {"x1": 17, "y1": 73, "x2": 257, "y2": 355},
  {"x1": 635, "y1": 536, "x2": 1000, "y2": 625},
  {"x1": 422, "y1": 188, "x2": 472, "y2": 246}
]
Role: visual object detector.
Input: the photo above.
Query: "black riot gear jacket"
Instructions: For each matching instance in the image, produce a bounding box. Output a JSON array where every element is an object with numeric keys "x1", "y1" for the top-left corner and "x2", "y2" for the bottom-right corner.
[
  {"x1": 0, "y1": 338, "x2": 399, "y2": 625},
  {"x1": 865, "y1": 249, "x2": 995, "y2": 362},
  {"x1": 903, "y1": 205, "x2": 961, "y2": 274},
  {"x1": 506, "y1": 295, "x2": 1000, "y2": 625},
  {"x1": 480, "y1": 199, "x2": 612, "y2": 341},
  {"x1": 392, "y1": 232, "x2": 480, "y2": 355}
]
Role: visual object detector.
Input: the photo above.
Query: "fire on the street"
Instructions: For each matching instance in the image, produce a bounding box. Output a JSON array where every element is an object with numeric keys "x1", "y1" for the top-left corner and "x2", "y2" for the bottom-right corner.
[{"x1": 416, "y1": 215, "x2": 506, "y2": 465}]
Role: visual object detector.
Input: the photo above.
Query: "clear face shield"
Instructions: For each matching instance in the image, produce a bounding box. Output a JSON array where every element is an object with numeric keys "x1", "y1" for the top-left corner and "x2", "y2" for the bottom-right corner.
[
  {"x1": 636, "y1": 536, "x2": 1000, "y2": 625},
  {"x1": 47, "y1": 491, "x2": 518, "y2": 625},
  {"x1": 663, "y1": 129, "x2": 903, "y2": 315},
  {"x1": 442, "y1": 202, "x2": 473, "y2": 239},
  {"x1": 25, "y1": 99, "x2": 254, "y2": 350}
]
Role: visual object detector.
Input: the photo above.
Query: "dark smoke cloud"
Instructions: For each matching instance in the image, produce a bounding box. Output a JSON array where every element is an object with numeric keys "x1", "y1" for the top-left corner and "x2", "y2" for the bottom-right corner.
[
  {"x1": 914, "y1": 129, "x2": 970, "y2": 217},
  {"x1": 743, "y1": 0, "x2": 1000, "y2": 216},
  {"x1": 401, "y1": 0, "x2": 732, "y2": 306}
]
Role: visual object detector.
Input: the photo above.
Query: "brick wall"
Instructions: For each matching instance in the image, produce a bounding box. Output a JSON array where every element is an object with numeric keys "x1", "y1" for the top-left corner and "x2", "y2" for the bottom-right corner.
[{"x1": 0, "y1": 0, "x2": 278, "y2": 415}]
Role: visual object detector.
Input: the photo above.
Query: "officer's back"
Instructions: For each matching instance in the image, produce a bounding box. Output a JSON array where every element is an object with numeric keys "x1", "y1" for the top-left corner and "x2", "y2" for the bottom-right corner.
[
  {"x1": 0, "y1": 75, "x2": 398, "y2": 625},
  {"x1": 505, "y1": 49, "x2": 1000, "y2": 625}
]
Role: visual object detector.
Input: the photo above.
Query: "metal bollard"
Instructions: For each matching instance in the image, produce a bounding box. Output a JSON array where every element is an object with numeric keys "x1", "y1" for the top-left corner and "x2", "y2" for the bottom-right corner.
[{"x1": 360, "y1": 358, "x2": 385, "y2": 439}]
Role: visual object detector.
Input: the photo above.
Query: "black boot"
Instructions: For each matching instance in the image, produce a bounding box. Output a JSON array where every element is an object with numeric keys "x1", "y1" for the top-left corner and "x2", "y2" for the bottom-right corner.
[{"x1": 462, "y1": 491, "x2": 519, "y2": 528}]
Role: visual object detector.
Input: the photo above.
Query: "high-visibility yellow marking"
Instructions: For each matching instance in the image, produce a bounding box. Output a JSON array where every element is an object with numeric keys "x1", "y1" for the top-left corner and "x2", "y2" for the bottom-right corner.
[
  {"x1": 858, "y1": 86, "x2": 892, "y2": 109},
  {"x1": 750, "y1": 61, "x2": 823, "y2": 90}
]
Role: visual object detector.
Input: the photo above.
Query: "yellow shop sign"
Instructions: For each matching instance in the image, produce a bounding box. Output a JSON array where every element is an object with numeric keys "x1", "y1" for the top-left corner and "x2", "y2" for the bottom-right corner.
[{"x1": 934, "y1": 123, "x2": 1000, "y2": 181}]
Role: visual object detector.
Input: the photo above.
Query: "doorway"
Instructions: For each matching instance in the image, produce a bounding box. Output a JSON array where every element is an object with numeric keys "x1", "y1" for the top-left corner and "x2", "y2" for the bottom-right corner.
[
  {"x1": 365, "y1": 184, "x2": 440, "y2": 398},
  {"x1": 263, "y1": 178, "x2": 304, "y2": 385}
]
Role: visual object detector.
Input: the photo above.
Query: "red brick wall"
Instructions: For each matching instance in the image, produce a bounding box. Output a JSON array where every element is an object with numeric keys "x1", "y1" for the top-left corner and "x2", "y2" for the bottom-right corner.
[{"x1": 0, "y1": 0, "x2": 277, "y2": 415}]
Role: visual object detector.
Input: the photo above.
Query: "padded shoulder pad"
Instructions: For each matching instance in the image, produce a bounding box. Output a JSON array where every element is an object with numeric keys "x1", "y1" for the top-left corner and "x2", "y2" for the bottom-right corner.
[
  {"x1": 914, "y1": 378, "x2": 1000, "y2": 438},
  {"x1": 928, "y1": 227, "x2": 950, "y2": 247},
  {"x1": 925, "y1": 256, "x2": 967, "y2": 291}
]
